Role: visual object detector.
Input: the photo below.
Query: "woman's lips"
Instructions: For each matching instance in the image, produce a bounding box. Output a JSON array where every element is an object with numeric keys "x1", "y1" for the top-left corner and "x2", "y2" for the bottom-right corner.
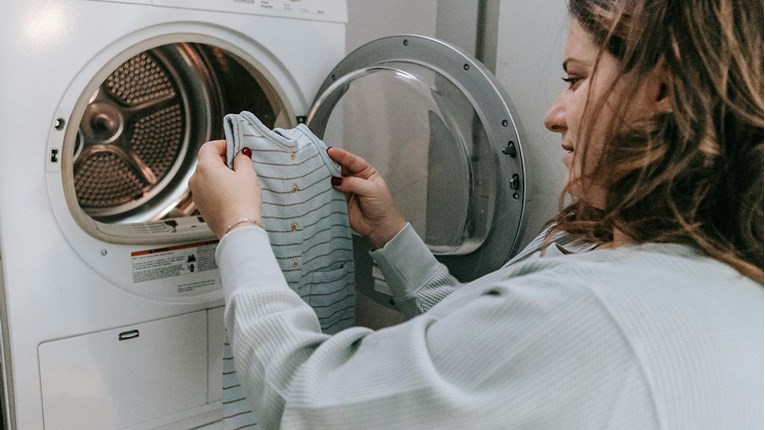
[{"x1": 562, "y1": 144, "x2": 574, "y2": 166}]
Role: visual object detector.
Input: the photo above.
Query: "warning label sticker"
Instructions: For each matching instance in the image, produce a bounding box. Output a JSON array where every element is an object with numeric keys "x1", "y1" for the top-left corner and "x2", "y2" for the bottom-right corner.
[{"x1": 131, "y1": 240, "x2": 219, "y2": 291}]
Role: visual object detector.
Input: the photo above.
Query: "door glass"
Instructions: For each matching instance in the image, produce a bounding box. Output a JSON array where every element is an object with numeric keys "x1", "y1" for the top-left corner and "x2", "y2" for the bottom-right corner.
[{"x1": 315, "y1": 62, "x2": 496, "y2": 255}]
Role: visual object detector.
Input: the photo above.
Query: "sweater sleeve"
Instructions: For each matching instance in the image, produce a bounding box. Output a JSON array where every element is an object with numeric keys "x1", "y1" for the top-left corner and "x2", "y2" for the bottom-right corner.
[
  {"x1": 215, "y1": 225, "x2": 287, "y2": 304},
  {"x1": 216, "y1": 227, "x2": 651, "y2": 430},
  {"x1": 369, "y1": 223, "x2": 463, "y2": 317}
]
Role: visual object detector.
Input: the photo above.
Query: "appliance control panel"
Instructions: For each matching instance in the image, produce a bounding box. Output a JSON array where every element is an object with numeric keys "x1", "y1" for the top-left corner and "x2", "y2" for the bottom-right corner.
[{"x1": 151, "y1": 0, "x2": 347, "y2": 23}]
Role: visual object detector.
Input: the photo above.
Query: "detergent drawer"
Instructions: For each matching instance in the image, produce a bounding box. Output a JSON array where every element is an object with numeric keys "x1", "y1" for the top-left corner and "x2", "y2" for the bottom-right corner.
[{"x1": 38, "y1": 311, "x2": 208, "y2": 429}]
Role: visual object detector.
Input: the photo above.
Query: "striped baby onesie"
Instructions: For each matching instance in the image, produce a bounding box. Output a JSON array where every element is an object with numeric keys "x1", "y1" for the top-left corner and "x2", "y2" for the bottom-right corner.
[{"x1": 220, "y1": 111, "x2": 356, "y2": 429}]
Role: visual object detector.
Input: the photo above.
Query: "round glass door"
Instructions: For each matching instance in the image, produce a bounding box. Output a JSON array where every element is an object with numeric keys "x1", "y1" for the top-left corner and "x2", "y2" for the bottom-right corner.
[
  {"x1": 308, "y1": 35, "x2": 526, "y2": 281},
  {"x1": 315, "y1": 63, "x2": 492, "y2": 254}
]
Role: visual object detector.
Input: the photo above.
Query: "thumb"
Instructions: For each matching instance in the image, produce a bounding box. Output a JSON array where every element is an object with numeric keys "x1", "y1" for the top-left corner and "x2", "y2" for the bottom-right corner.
[
  {"x1": 233, "y1": 149, "x2": 260, "y2": 185},
  {"x1": 233, "y1": 148, "x2": 255, "y2": 173}
]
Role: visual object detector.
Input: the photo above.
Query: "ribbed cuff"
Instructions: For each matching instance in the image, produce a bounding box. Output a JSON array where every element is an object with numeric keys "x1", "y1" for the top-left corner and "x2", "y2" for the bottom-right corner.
[{"x1": 369, "y1": 223, "x2": 441, "y2": 298}]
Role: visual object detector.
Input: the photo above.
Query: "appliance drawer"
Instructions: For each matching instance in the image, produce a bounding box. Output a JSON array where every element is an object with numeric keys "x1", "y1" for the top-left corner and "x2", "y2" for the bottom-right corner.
[{"x1": 39, "y1": 311, "x2": 208, "y2": 429}]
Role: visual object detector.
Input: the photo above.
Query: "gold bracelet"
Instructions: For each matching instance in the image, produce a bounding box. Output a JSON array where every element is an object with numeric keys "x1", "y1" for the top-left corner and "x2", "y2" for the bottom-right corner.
[{"x1": 223, "y1": 217, "x2": 262, "y2": 236}]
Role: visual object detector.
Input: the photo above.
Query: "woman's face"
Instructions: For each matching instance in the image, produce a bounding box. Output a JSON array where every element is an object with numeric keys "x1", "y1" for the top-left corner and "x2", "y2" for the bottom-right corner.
[
  {"x1": 543, "y1": 20, "x2": 620, "y2": 208},
  {"x1": 544, "y1": 20, "x2": 666, "y2": 208}
]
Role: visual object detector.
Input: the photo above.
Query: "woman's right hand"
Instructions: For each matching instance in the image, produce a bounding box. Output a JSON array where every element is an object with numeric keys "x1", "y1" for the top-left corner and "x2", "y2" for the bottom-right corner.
[
  {"x1": 188, "y1": 140, "x2": 262, "y2": 239},
  {"x1": 327, "y1": 147, "x2": 407, "y2": 249}
]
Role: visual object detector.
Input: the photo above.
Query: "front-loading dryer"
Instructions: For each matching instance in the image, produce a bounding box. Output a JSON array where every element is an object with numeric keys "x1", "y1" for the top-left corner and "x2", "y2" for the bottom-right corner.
[
  {"x1": 0, "y1": 2, "x2": 529, "y2": 429},
  {"x1": 0, "y1": 1, "x2": 347, "y2": 428}
]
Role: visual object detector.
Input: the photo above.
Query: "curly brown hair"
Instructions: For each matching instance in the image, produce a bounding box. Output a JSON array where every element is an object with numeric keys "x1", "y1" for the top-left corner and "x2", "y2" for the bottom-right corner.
[{"x1": 551, "y1": 0, "x2": 764, "y2": 283}]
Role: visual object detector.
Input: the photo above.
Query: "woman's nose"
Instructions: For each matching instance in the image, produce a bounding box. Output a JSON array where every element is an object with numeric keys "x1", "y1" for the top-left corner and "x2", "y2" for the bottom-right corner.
[{"x1": 544, "y1": 96, "x2": 566, "y2": 133}]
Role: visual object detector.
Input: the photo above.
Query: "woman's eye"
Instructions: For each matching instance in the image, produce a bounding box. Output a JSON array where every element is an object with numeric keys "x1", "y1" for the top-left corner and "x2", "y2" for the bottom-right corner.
[{"x1": 561, "y1": 76, "x2": 581, "y2": 88}]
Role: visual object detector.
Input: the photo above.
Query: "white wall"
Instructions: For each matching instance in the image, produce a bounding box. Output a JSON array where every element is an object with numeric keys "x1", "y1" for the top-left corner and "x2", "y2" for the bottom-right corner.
[{"x1": 346, "y1": 0, "x2": 437, "y2": 53}]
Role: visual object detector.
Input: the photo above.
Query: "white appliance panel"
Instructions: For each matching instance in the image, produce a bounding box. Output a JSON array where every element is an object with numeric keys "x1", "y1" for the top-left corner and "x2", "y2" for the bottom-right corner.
[
  {"x1": 38, "y1": 311, "x2": 208, "y2": 429},
  {"x1": 153, "y1": 0, "x2": 348, "y2": 23}
]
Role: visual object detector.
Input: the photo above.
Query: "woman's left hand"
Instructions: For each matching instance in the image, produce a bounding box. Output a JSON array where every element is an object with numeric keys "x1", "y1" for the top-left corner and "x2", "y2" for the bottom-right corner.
[{"x1": 188, "y1": 140, "x2": 262, "y2": 239}]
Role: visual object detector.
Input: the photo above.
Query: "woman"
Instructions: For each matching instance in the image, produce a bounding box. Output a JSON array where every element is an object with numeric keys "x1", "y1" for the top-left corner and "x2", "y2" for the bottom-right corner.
[{"x1": 189, "y1": 0, "x2": 763, "y2": 428}]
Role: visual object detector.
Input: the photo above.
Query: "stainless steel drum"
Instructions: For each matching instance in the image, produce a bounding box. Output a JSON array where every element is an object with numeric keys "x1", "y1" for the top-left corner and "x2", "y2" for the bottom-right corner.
[{"x1": 72, "y1": 43, "x2": 284, "y2": 224}]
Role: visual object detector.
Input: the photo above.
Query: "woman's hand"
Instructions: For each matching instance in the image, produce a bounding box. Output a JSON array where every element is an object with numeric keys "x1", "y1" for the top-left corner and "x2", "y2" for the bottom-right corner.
[
  {"x1": 188, "y1": 140, "x2": 262, "y2": 239},
  {"x1": 328, "y1": 147, "x2": 406, "y2": 249}
]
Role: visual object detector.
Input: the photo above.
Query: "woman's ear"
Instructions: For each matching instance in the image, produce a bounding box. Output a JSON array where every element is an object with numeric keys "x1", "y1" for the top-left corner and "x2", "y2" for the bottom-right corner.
[
  {"x1": 652, "y1": 67, "x2": 673, "y2": 113},
  {"x1": 656, "y1": 83, "x2": 673, "y2": 113}
]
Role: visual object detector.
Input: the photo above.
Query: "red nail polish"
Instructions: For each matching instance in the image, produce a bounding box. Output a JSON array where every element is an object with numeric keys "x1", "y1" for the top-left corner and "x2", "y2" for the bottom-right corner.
[
  {"x1": 331, "y1": 176, "x2": 343, "y2": 187},
  {"x1": 241, "y1": 147, "x2": 252, "y2": 159}
]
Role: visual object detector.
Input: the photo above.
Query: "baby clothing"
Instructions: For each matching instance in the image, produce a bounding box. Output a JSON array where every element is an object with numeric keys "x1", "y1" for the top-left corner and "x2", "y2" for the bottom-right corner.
[{"x1": 220, "y1": 111, "x2": 355, "y2": 429}]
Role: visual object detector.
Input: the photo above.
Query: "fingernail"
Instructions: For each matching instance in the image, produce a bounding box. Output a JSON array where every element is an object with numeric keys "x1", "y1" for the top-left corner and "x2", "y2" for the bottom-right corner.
[
  {"x1": 241, "y1": 147, "x2": 252, "y2": 159},
  {"x1": 326, "y1": 146, "x2": 333, "y2": 154},
  {"x1": 331, "y1": 176, "x2": 343, "y2": 187}
]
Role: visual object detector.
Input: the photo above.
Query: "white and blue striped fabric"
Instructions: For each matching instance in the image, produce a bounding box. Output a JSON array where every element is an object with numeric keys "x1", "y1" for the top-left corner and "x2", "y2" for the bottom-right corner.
[{"x1": 220, "y1": 111, "x2": 355, "y2": 429}]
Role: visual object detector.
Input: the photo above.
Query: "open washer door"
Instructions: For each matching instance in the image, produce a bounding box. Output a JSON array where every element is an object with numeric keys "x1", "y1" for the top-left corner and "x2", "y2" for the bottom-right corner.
[{"x1": 307, "y1": 35, "x2": 527, "y2": 304}]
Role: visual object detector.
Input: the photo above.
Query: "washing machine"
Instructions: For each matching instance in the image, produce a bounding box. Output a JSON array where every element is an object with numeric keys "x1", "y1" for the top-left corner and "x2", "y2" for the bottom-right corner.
[{"x1": 0, "y1": 0, "x2": 531, "y2": 429}]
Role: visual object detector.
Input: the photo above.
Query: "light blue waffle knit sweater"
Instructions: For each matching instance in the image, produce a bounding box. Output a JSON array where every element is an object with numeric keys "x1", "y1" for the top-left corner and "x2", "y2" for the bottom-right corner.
[{"x1": 216, "y1": 221, "x2": 763, "y2": 429}]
